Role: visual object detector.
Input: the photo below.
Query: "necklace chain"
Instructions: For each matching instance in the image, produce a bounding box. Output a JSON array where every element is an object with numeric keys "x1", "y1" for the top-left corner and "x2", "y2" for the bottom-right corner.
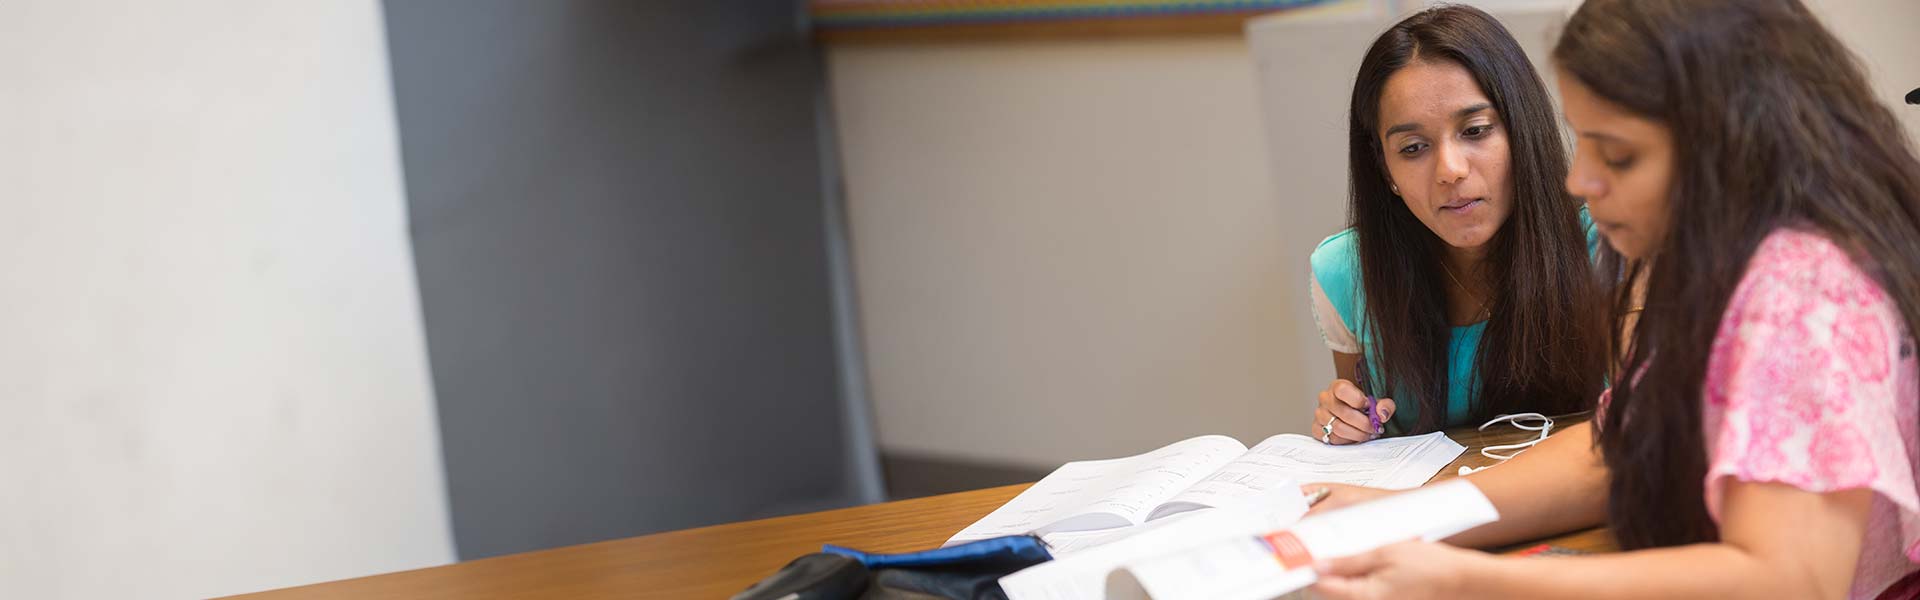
[{"x1": 1441, "y1": 260, "x2": 1490, "y2": 320}]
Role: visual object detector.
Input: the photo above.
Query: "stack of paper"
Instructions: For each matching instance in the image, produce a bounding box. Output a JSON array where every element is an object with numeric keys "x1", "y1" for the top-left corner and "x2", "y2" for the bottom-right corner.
[
  {"x1": 947, "y1": 432, "x2": 1467, "y2": 550},
  {"x1": 1002, "y1": 481, "x2": 1499, "y2": 600}
]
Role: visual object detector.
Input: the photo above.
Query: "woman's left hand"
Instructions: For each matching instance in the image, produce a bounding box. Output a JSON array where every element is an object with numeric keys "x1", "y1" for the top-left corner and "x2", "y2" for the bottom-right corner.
[{"x1": 1310, "y1": 540, "x2": 1489, "y2": 600}]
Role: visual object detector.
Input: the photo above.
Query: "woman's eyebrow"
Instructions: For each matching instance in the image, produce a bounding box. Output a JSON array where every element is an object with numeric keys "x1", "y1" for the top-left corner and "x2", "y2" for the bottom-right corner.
[
  {"x1": 1384, "y1": 102, "x2": 1495, "y2": 138},
  {"x1": 1455, "y1": 102, "x2": 1493, "y2": 118}
]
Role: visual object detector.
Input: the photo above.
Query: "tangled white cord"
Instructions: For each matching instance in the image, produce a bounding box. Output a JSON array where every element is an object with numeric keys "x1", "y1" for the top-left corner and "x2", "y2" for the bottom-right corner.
[{"x1": 1457, "y1": 413, "x2": 1553, "y2": 476}]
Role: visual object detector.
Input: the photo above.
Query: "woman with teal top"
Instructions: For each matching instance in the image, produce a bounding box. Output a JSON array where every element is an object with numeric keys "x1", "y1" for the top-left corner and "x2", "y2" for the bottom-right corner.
[{"x1": 1310, "y1": 5, "x2": 1609, "y2": 444}]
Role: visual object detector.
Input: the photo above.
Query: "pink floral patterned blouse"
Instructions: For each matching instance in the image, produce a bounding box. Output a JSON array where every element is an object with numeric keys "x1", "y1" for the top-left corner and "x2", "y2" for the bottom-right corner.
[{"x1": 1700, "y1": 229, "x2": 1920, "y2": 599}]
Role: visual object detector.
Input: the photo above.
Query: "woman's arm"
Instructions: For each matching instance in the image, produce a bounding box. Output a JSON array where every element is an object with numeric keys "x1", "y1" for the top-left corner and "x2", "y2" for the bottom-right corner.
[
  {"x1": 1313, "y1": 481, "x2": 1872, "y2": 600},
  {"x1": 1309, "y1": 421, "x2": 1609, "y2": 548},
  {"x1": 1445, "y1": 421, "x2": 1608, "y2": 548},
  {"x1": 1476, "y1": 481, "x2": 1869, "y2": 599}
]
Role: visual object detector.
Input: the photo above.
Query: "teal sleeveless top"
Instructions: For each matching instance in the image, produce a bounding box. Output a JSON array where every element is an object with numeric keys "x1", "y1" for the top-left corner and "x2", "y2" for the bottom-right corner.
[{"x1": 1309, "y1": 206, "x2": 1598, "y2": 432}]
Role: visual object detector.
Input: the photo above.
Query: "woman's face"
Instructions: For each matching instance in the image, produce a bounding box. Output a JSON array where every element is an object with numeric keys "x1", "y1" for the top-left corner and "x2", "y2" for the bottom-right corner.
[
  {"x1": 1376, "y1": 59, "x2": 1514, "y2": 254},
  {"x1": 1558, "y1": 70, "x2": 1675, "y2": 260}
]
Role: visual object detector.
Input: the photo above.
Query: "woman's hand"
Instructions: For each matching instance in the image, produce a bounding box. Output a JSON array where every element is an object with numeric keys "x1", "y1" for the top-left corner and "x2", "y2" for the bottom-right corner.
[
  {"x1": 1303, "y1": 483, "x2": 1397, "y2": 516},
  {"x1": 1315, "y1": 379, "x2": 1395, "y2": 444},
  {"x1": 1310, "y1": 540, "x2": 1489, "y2": 600}
]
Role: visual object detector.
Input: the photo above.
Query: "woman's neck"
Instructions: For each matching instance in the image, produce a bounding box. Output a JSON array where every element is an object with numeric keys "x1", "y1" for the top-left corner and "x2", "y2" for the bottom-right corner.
[
  {"x1": 1442, "y1": 244, "x2": 1493, "y2": 326},
  {"x1": 1617, "y1": 261, "x2": 1653, "y2": 366},
  {"x1": 1443, "y1": 243, "x2": 1490, "y2": 280}
]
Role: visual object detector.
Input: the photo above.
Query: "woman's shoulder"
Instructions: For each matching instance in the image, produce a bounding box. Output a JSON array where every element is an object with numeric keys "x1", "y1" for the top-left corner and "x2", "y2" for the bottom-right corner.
[
  {"x1": 1709, "y1": 228, "x2": 1904, "y2": 410},
  {"x1": 1736, "y1": 228, "x2": 1889, "y2": 308},
  {"x1": 1310, "y1": 227, "x2": 1360, "y2": 284},
  {"x1": 1311, "y1": 227, "x2": 1364, "y2": 326},
  {"x1": 1702, "y1": 227, "x2": 1917, "y2": 548},
  {"x1": 1750, "y1": 228, "x2": 1860, "y2": 269}
]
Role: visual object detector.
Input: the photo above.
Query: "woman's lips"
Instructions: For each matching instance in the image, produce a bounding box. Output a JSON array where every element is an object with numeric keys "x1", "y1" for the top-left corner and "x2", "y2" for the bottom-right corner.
[{"x1": 1441, "y1": 198, "x2": 1485, "y2": 213}]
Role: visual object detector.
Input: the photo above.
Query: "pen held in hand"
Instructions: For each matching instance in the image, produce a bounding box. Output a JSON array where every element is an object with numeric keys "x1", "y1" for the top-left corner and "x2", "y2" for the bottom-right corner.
[
  {"x1": 1355, "y1": 361, "x2": 1383, "y2": 435},
  {"x1": 1304, "y1": 486, "x2": 1332, "y2": 508}
]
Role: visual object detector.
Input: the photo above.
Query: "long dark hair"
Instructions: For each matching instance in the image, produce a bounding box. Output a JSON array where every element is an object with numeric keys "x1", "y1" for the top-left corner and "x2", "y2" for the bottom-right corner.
[
  {"x1": 1557, "y1": 0, "x2": 1920, "y2": 550},
  {"x1": 1348, "y1": 5, "x2": 1606, "y2": 433}
]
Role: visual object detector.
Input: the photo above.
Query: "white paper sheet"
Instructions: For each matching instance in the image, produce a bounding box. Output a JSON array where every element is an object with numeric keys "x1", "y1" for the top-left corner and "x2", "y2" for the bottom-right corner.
[
  {"x1": 1000, "y1": 484, "x2": 1309, "y2": 600},
  {"x1": 1224, "y1": 431, "x2": 1466, "y2": 491},
  {"x1": 1112, "y1": 480, "x2": 1500, "y2": 600},
  {"x1": 945, "y1": 435, "x2": 1249, "y2": 546}
]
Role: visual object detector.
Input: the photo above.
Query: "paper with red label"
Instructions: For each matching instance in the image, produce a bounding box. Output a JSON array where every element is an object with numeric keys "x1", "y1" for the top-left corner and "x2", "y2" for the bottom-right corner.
[{"x1": 1108, "y1": 480, "x2": 1499, "y2": 600}]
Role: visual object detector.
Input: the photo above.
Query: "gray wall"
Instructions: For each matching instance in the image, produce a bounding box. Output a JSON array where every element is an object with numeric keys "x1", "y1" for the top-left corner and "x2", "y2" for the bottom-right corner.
[{"x1": 382, "y1": 0, "x2": 873, "y2": 559}]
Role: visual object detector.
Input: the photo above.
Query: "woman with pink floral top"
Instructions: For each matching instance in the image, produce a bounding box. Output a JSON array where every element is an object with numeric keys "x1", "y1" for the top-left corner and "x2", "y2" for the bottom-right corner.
[{"x1": 1302, "y1": 1, "x2": 1920, "y2": 598}]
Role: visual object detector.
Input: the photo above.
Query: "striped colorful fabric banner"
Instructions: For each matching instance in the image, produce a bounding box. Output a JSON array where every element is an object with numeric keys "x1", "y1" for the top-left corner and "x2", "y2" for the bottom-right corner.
[{"x1": 810, "y1": 0, "x2": 1335, "y2": 30}]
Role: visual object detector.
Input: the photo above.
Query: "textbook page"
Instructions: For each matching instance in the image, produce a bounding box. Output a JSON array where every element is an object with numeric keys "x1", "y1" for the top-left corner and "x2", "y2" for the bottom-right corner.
[
  {"x1": 1144, "y1": 431, "x2": 1464, "y2": 521},
  {"x1": 1111, "y1": 480, "x2": 1499, "y2": 600},
  {"x1": 944, "y1": 435, "x2": 1248, "y2": 546},
  {"x1": 999, "y1": 484, "x2": 1310, "y2": 600}
]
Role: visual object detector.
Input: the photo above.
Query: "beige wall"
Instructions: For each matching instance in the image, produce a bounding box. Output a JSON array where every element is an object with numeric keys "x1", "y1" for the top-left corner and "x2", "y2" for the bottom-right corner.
[
  {"x1": 827, "y1": 37, "x2": 1316, "y2": 469},
  {"x1": 1807, "y1": 0, "x2": 1920, "y2": 145}
]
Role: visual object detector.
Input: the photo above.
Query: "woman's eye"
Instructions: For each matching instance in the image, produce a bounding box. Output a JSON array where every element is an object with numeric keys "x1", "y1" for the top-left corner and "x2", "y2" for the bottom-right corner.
[
  {"x1": 1605, "y1": 149, "x2": 1635, "y2": 170},
  {"x1": 1463, "y1": 125, "x2": 1492, "y2": 138},
  {"x1": 1398, "y1": 142, "x2": 1428, "y2": 156},
  {"x1": 1596, "y1": 142, "x2": 1635, "y2": 170}
]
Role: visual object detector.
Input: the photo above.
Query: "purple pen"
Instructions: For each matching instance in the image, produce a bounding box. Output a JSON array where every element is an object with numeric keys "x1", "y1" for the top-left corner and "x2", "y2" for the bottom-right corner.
[{"x1": 1357, "y1": 361, "x2": 1382, "y2": 435}]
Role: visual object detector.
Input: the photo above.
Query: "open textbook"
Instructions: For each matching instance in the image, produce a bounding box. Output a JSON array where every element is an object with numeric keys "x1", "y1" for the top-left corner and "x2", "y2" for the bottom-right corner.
[
  {"x1": 998, "y1": 481, "x2": 1499, "y2": 600},
  {"x1": 945, "y1": 431, "x2": 1466, "y2": 549}
]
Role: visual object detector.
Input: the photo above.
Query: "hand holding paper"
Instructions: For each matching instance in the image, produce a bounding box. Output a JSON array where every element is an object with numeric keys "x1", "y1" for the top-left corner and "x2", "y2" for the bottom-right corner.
[
  {"x1": 1105, "y1": 480, "x2": 1499, "y2": 600},
  {"x1": 1309, "y1": 539, "x2": 1493, "y2": 600}
]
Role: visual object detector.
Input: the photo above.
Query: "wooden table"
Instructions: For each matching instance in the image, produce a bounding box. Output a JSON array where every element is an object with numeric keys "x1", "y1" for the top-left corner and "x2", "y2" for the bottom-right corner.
[{"x1": 230, "y1": 416, "x2": 1613, "y2": 599}]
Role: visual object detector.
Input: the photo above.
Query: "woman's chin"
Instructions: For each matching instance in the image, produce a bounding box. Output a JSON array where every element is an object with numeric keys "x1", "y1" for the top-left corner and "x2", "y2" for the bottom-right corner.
[
  {"x1": 1439, "y1": 229, "x2": 1497, "y2": 254},
  {"x1": 1598, "y1": 229, "x2": 1645, "y2": 260}
]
